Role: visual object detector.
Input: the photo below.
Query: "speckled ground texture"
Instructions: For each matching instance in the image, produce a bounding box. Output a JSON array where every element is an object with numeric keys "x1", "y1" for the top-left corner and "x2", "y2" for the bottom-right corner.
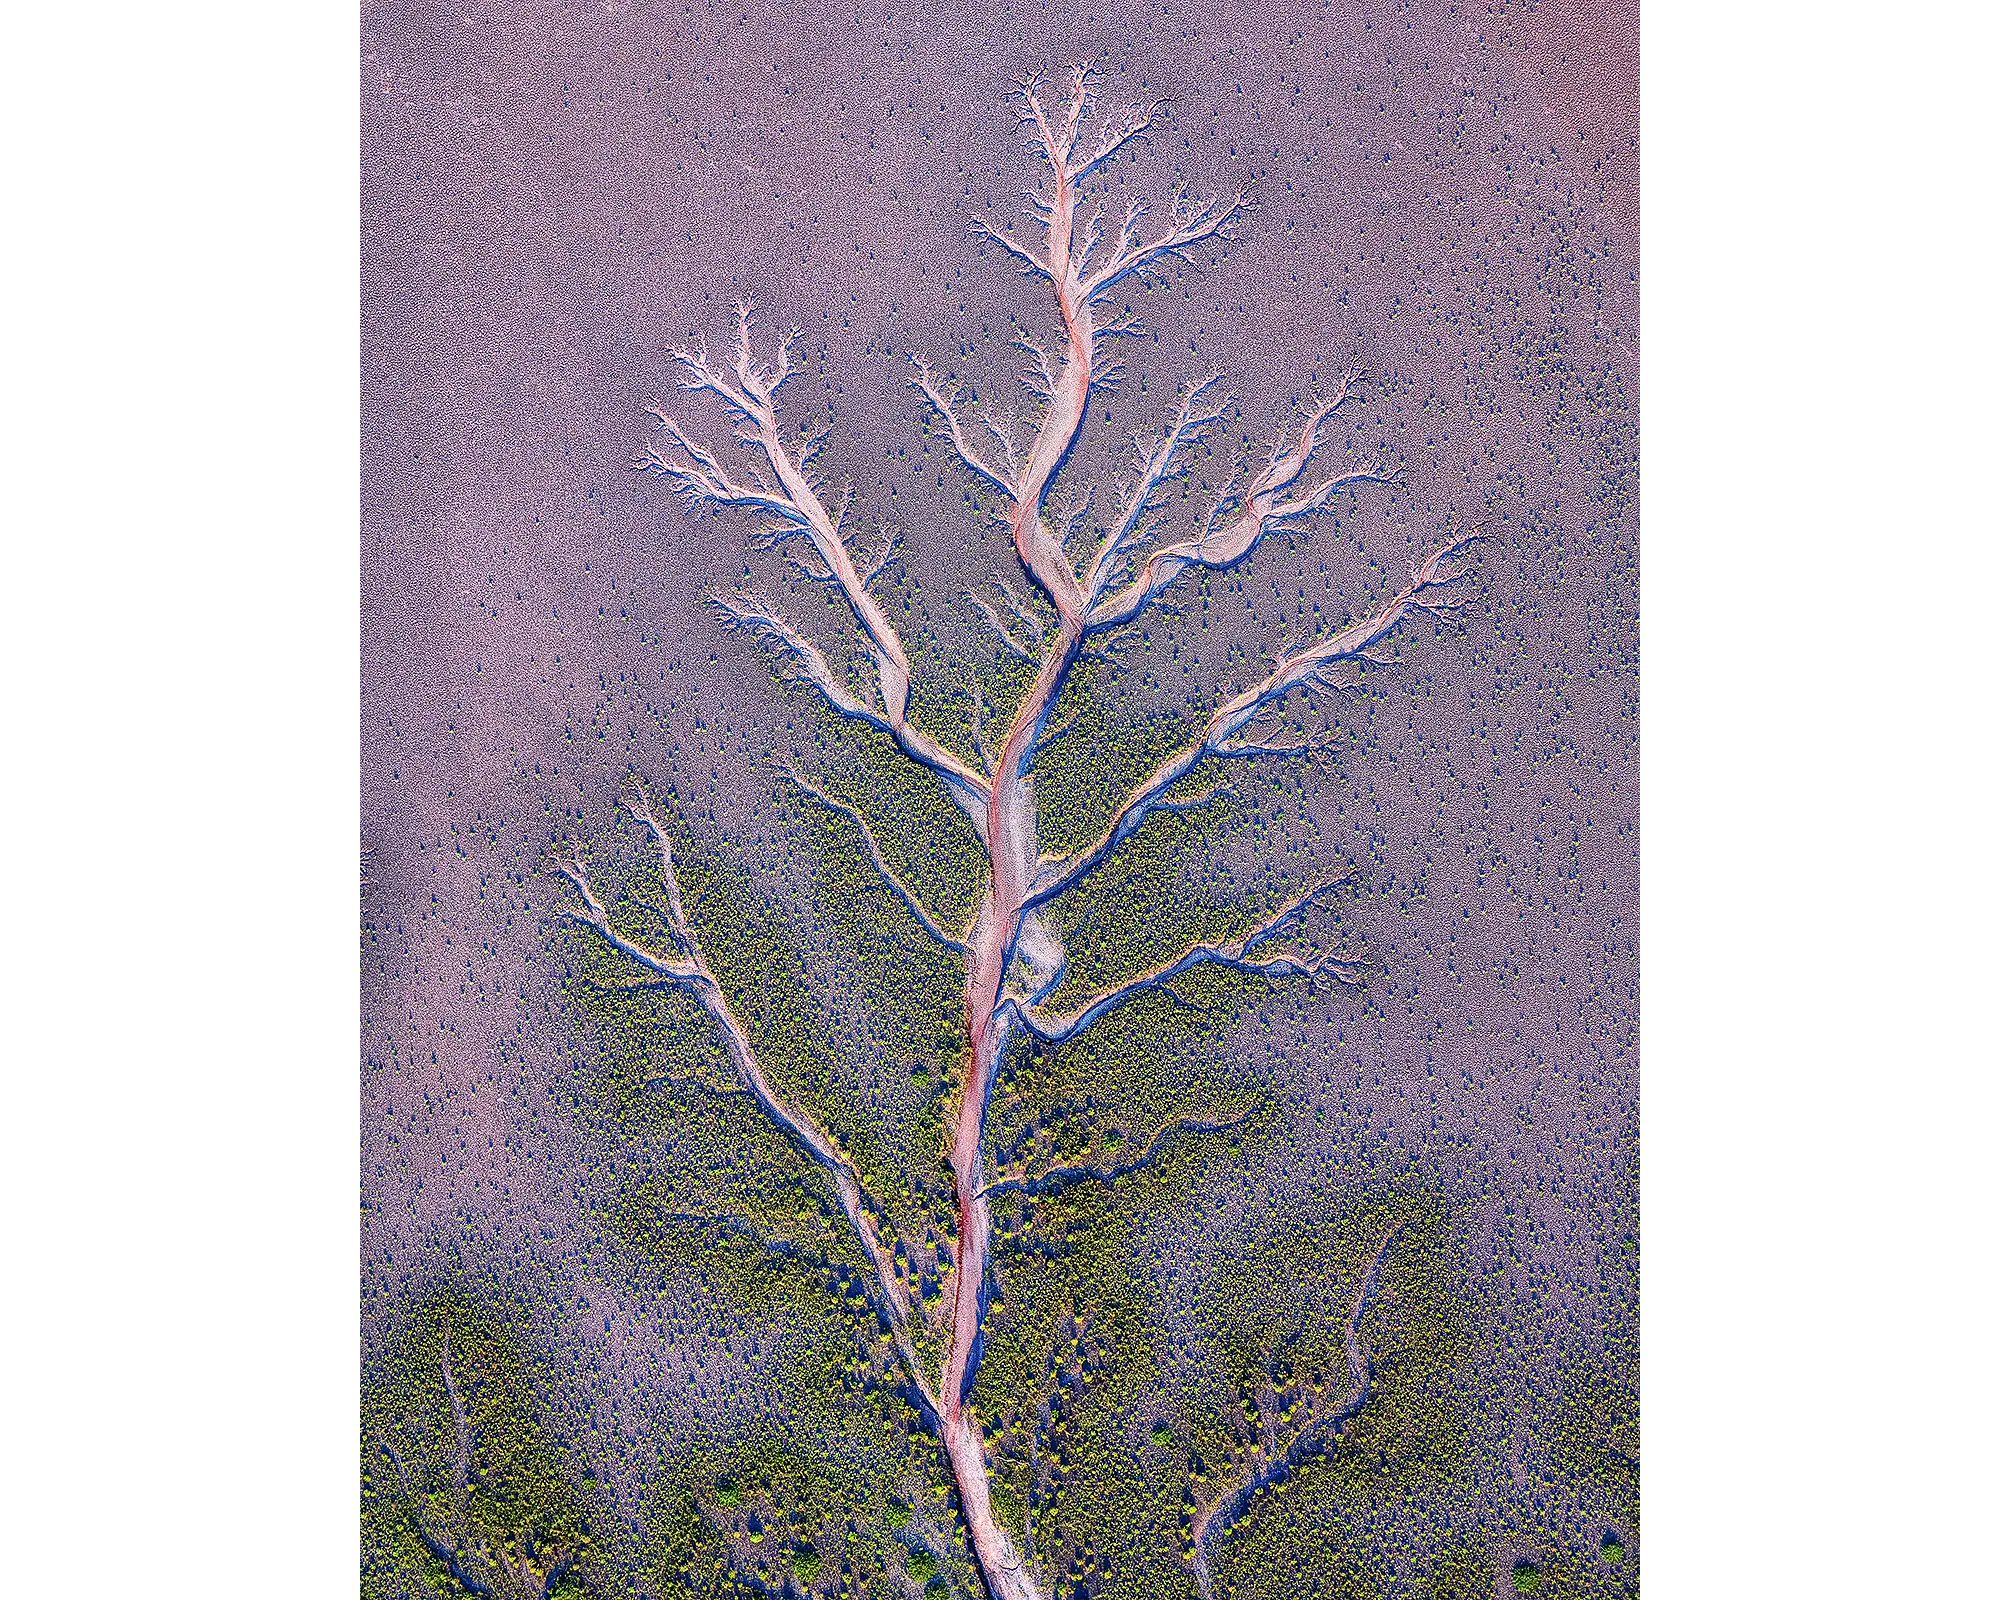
[{"x1": 362, "y1": 0, "x2": 1636, "y2": 1595}]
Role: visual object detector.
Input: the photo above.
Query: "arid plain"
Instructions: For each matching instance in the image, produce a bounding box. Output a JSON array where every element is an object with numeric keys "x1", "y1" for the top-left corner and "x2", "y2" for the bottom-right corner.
[{"x1": 361, "y1": 2, "x2": 1638, "y2": 1595}]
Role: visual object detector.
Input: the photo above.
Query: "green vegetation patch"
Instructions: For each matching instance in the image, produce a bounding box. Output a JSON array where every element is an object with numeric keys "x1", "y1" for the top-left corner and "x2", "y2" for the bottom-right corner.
[
  {"x1": 360, "y1": 1287, "x2": 601, "y2": 1600},
  {"x1": 1195, "y1": 1196, "x2": 1475, "y2": 1600},
  {"x1": 562, "y1": 769, "x2": 968, "y2": 1264}
]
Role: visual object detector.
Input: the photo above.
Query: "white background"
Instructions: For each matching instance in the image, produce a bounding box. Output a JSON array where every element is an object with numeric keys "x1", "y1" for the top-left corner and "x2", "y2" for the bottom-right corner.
[{"x1": 1, "y1": 0, "x2": 1993, "y2": 1592}]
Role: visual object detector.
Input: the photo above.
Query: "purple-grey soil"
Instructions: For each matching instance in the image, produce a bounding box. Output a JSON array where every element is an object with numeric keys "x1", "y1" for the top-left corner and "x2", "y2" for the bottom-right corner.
[{"x1": 362, "y1": 1, "x2": 1637, "y2": 1595}]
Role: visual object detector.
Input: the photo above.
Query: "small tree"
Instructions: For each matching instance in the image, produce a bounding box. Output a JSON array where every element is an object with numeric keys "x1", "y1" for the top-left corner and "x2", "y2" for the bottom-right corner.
[{"x1": 558, "y1": 65, "x2": 1481, "y2": 1600}]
